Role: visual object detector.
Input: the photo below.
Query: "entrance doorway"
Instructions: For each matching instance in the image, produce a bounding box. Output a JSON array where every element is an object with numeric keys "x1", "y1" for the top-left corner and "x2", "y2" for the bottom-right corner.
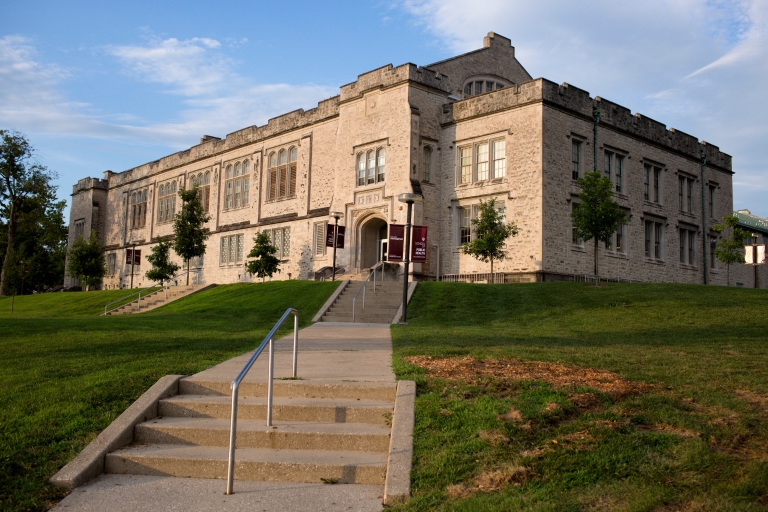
[
  {"x1": 379, "y1": 239, "x2": 388, "y2": 263},
  {"x1": 359, "y1": 217, "x2": 388, "y2": 269}
]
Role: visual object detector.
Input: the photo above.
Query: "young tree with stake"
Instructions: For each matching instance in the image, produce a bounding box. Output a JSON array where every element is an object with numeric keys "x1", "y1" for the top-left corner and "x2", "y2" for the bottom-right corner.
[
  {"x1": 571, "y1": 171, "x2": 627, "y2": 285},
  {"x1": 172, "y1": 186, "x2": 210, "y2": 285},
  {"x1": 713, "y1": 214, "x2": 749, "y2": 286},
  {"x1": 461, "y1": 198, "x2": 519, "y2": 284},
  {"x1": 246, "y1": 231, "x2": 281, "y2": 280}
]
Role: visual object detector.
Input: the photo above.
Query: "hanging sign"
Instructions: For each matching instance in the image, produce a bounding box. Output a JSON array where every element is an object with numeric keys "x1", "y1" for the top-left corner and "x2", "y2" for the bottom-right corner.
[
  {"x1": 388, "y1": 224, "x2": 405, "y2": 261},
  {"x1": 325, "y1": 225, "x2": 346, "y2": 249},
  {"x1": 411, "y1": 225, "x2": 428, "y2": 262},
  {"x1": 126, "y1": 248, "x2": 141, "y2": 265},
  {"x1": 746, "y1": 244, "x2": 766, "y2": 265}
]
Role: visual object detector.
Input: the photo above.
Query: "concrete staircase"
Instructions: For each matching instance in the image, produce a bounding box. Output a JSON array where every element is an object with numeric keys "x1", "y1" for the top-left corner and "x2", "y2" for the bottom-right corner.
[
  {"x1": 104, "y1": 376, "x2": 397, "y2": 485},
  {"x1": 105, "y1": 284, "x2": 211, "y2": 315},
  {"x1": 321, "y1": 280, "x2": 402, "y2": 323}
]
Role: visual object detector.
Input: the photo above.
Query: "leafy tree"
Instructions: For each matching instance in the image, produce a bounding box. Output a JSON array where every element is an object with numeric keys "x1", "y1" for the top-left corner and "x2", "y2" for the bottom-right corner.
[
  {"x1": 172, "y1": 186, "x2": 210, "y2": 285},
  {"x1": 0, "y1": 130, "x2": 59, "y2": 295},
  {"x1": 713, "y1": 214, "x2": 749, "y2": 286},
  {"x1": 0, "y1": 246, "x2": 23, "y2": 297},
  {"x1": 246, "y1": 231, "x2": 281, "y2": 279},
  {"x1": 145, "y1": 237, "x2": 180, "y2": 285},
  {"x1": 66, "y1": 231, "x2": 106, "y2": 291},
  {"x1": 461, "y1": 198, "x2": 519, "y2": 284},
  {"x1": 572, "y1": 171, "x2": 627, "y2": 284}
]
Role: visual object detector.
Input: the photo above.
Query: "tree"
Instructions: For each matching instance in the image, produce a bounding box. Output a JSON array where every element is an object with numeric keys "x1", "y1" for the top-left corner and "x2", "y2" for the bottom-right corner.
[
  {"x1": 145, "y1": 237, "x2": 180, "y2": 285},
  {"x1": 246, "y1": 231, "x2": 281, "y2": 279},
  {"x1": 0, "y1": 130, "x2": 59, "y2": 295},
  {"x1": 461, "y1": 198, "x2": 519, "y2": 284},
  {"x1": 172, "y1": 186, "x2": 210, "y2": 285},
  {"x1": 572, "y1": 171, "x2": 627, "y2": 285},
  {"x1": 67, "y1": 231, "x2": 106, "y2": 291},
  {"x1": 713, "y1": 214, "x2": 749, "y2": 286}
]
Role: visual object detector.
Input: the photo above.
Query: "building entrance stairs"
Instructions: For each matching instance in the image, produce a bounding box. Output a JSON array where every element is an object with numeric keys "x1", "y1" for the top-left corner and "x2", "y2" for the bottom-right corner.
[
  {"x1": 104, "y1": 284, "x2": 213, "y2": 315},
  {"x1": 320, "y1": 280, "x2": 403, "y2": 323}
]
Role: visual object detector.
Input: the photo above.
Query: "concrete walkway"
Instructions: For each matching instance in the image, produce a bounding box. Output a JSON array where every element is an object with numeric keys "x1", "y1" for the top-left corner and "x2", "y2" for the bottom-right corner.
[{"x1": 54, "y1": 323, "x2": 394, "y2": 512}]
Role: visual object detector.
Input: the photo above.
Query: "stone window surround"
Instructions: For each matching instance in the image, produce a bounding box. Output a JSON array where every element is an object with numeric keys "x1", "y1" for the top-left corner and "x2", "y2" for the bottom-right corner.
[
  {"x1": 222, "y1": 158, "x2": 251, "y2": 211},
  {"x1": 157, "y1": 180, "x2": 178, "y2": 225},
  {"x1": 355, "y1": 146, "x2": 386, "y2": 187},
  {"x1": 642, "y1": 213, "x2": 667, "y2": 262},
  {"x1": 266, "y1": 146, "x2": 297, "y2": 202},
  {"x1": 678, "y1": 222, "x2": 698, "y2": 268},
  {"x1": 220, "y1": 233, "x2": 245, "y2": 266},
  {"x1": 455, "y1": 132, "x2": 507, "y2": 186},
  {"x1": 569, "y1": 134, "x2": 587, "y2": 181},
  {"x1": 642, "y1": 159, "x2": 666, "y2": 205},
  {"x1": 130, "y1": 188, "x2": 148, "y2": 230},
  {"x1": 602, "y1": 145, "x2": 628, "y2": 195},
  {"x1": 461, "y1": 75, "x2": 512, "y2": 98},
  {"x1": 189, "y1": 169, "x2": 212, "y2": 213}
]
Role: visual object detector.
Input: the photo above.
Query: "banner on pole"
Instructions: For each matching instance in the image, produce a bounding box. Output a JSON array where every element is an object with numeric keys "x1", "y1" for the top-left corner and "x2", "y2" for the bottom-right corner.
[
  {"x1": 411, "y1": 225, "x2": 428, "y2": 262},
  {"x1": 388, "y1": 224, "x2": 405, "y2": 261},
  {"x1": 326, "y1": 225, "x2": 345, "y2": 249},
  {"x1": 746, "y1": 244, "x2": 767, "y2": 265}
]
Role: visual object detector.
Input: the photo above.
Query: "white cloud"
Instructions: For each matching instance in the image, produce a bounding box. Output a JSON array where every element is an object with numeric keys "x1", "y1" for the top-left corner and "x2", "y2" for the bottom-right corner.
[{"x1": 399, "y1": 0, "x2": 768, "y2": 215}]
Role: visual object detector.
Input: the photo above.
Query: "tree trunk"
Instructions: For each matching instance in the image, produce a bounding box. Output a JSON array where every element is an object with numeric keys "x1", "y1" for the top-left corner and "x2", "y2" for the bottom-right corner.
[
  {"x1": 0, "y1": 201, "x2": 17, "y2": 296},
  {"x1": 186, "y1": 259, "x2": 190, "y2": 286},
  {"x1": 727, "y1": 264, "x2": 730, "y2": 286},
  {"x1": 594, "y1": 237, "x2": 600, "y2": 286},
  {"x1": 490, "y1": 256, "x2": 494, "y2": 284}
]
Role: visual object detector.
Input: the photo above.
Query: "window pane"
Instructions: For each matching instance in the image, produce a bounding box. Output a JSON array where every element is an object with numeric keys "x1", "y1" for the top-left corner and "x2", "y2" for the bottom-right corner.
[
  {"x1": 283, "y1": 228, "x2": 291, "y2": 257},
  {"x1": 243, "y1": 160, "x2": 250, "y2": 175},
  {"x1": 234, "y1": 179, "x2": 241, "y2": 207},
  {"x1": 315, "y1": 222, "x2": 325, "y2": 256},
  {"x1": 688, "y1": 231, "x2": 695, "y2": 264},
  {"x1": 679, "y1": 178, "x2": 684, "y2": 210},
  {"x1": 654, "y1": 169, "x2": 660, "y2": 203},
  {"x1": 221, "y1": 237, "x2": 228, "y2": 264},
  {"x1": 367, "y1": 151, "x2": 375, "y2": 184},
  {"x1": 644, "y1": 166, "x2": 651, "y2": 200},
  {"x1": 269, "y1": 152, "x2": 277, "y2": 167},
  {"x1": 237, "y1": 235, "x2": 244, "y2": 262},
  {"x1": 205, "y1": 171, "x2": 211, "y2": 185},
  {"x1": 655, "y1": 223, "x2": 662, "y2": 259},
  {"x1": 229, "y1": 236, "x2": 236, "y2": 263},
  {"x1": 604, "y1": 152, "x2": 611, "y2": 177},
  {"x1": 572, "y1": 141, "x2": 580, "y2": 180},
  {"x1": 645, "y1": 221, "x2": 652, "y2": 257},
  {"x1": 460, "y1": 208, "x2": 471, "y2": 244},
  {"x1": 485, "y1": 81, "x2": 493, "y2": 93},
  {"x1": 377, "y1": 148, "x2": 385, "y2": 182},
  {"x1": 475, "y1": 81, "x2": 483, "y2": 95},
  {"x1": 687, "y1": 180, "x2": 693, "y2": 212},
  {"x1": 357, "y1": 154, "x2": 365, "y2": 186},
  {"x1": 274, "y1": 229, "x2": 282, "y2": 258},
  {"x1": 493, "y1": 140, "x2": 505, "y2": 178},
  {"x1": 476, "y1": 143, "x2": 489, "y2": 181},
  {"x1": 460, "y1": 147, "x2": 472, "y2": 183},
  {"x1": 680, "y1": 229, "x2": 686, "y2": 263},
  {"x1": 289, "y1": 147, "x2": 297, "y2": 162},
  {"x1": 243, "y1": 178, "x2": 249, "y2": 205},
  {"x1": 464, "y1": 83, "x2": 472, "y2": 96},
  {"x1": 615, "y1": 156, "x2": 623, "y2": 192},
  {"x1": 226, "y1": 165, "x2": 233, "y2": 179}
]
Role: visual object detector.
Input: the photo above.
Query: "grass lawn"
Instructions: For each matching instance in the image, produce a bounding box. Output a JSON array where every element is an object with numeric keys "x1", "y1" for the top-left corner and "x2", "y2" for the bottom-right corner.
[
  {"x1": 391, "y1": 282, "x2": 768, "y2": 511},
  {"x1": 0, "y1": 281, "x2": 338, "y2": 512}
]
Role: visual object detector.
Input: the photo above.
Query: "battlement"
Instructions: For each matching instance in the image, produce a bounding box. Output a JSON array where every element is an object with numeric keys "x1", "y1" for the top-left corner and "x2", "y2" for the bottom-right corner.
[
  {"x1": 442, "y1": 78, "x2": 732, "y2": 171},
  {"x1": 108, "y1": 95, "x2": 341, "y2": 187},
  {"x1": 72, "y1": 177, "x2": 109, "y2": 195},
  {"x1": 339, "y1": 62, "x2": 449, "y2": 102}
]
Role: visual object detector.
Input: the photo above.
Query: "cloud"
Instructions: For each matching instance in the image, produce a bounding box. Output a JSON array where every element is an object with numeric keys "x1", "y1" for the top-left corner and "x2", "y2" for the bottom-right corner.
[{"x1": 398, "y1": 0, "x2": 768, "y2": 215}]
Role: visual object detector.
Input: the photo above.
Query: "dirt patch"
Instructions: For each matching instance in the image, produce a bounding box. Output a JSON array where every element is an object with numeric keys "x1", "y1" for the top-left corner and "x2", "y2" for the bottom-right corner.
[
  {"x1": 406, "y1": 355, "x2": 652, "y2": 397},
  {"x1": 636, "y1": 423, "x2": 699, "y2": 438},
  {"x1": 446, "y1": 466, "x2": 532, "y2": 498},
  {"x1": 734, "y1": 389, "x2": 768, "y2": 412},
  {"x1": 478, "y1": 429, "x2": 510, "y2": 446},
  {"x1": 498, "y1": 407, "x2": 523, "y2": 423}
]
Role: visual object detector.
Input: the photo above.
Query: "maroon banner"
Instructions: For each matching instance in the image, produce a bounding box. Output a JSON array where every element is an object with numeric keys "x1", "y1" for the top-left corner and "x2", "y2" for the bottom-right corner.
[
  {"x1": 126, "y1": 249, "x2": 141, "y2": 265},
  {"x1": 411, "y1": 225, "x2": 428, "y2": 262},
  {"x1": 325, "y1": 225, "x2": 345, "y2": 249},
  {"x1": 388, "y1": 224, "x2": 405, "y2": 262}
]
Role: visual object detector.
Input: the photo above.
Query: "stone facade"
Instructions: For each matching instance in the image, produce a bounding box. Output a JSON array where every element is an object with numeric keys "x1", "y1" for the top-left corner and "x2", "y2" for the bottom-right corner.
[{"x1": 66, "y1": 32, "x2": 760, "y2": 289}]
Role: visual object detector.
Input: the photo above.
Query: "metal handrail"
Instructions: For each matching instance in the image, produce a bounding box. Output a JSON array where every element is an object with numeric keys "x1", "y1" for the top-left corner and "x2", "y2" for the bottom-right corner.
[
  {"x1": 103, "y1": 284, "x2": 160, "y2": 316},
  {"x1": 226, "y1": 308, "x2": 299, "y2": 495},
  {"x1": 352, "y1": 261, "x2": 385, "y2": 323}
]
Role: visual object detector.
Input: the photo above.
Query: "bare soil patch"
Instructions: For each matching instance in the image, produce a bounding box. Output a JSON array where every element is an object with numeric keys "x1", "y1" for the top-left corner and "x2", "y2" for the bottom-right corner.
[
  {"x1": 405, "y1": 355, "x2": 652, "y2": 397},
  {"x1": 446, "y1": 465, "x2": 532, "y2": 498},
  {"x1": 734, "y1": 389, "x2": 768, "y2": 412}
]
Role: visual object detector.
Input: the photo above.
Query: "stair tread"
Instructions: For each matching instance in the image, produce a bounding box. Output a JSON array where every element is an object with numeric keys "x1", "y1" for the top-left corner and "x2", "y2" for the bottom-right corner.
[
  {"x1": 163, "y1": 394, "x2": 394, "y2": 408},
  {"x1": 139, "y1": 416, "x2": 391, "y2": 436}
]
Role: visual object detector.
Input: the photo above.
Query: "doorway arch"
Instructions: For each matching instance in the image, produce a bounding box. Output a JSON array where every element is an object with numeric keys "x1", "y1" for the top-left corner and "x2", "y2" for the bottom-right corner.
[{"x1": 359, "y1": 216, "x2": 388, "y2": 269}]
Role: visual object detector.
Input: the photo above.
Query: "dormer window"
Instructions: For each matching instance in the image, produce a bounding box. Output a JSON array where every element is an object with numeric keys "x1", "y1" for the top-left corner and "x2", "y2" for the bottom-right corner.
[{"x1": 462, "y1": 76, "x2": 510, "y2": 98}]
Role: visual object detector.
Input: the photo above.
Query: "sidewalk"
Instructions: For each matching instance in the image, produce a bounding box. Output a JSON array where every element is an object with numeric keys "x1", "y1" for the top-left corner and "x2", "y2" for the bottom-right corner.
[{"x1": 54, "y1": 323, "x2": 394, "y2": 512}]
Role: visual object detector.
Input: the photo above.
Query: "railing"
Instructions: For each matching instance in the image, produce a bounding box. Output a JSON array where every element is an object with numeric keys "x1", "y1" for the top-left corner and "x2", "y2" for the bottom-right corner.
[
  {"x1": 314, "y1": 266, "x2": 345, "y2": 281},
  {"x1": 575, "y1": 274, "x2": 639, "y2": 284},
  {"x1": 103, "y1": 284, "x2": 160, "y2": 316},
  {"x1": 440, "y1": 272, "x2": 508, "y2": 284},
  {"x1": 226, "y1": 308, "x2": 299, "y2": 495},
  {"x1": 352, "y1": 261, "x2": 386, "y2": 323}
]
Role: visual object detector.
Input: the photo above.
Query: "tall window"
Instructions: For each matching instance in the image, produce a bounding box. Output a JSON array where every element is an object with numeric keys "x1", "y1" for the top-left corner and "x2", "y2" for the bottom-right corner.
[
  {"x1": 606, "y1": 223, "x2": 627, "y2": 254},
  {"x1": 74, "y1": 219, "x2": 85, "y2": 240},
  {"x1": 377, "y1": 148, "x2": 385, "y2": 183},
  {"x1": 367, "y1": 150, "x2": 375, "y2": 185},
  {"x1": 460, "y1": 147, "x2": 472, "y2": 184},
  {"x1": 605, "y1": 151, "x2": 624, "y2": 193},
  {"x1": 571, "y1": 203, "x2": 582, "y2": 246},
  {"x1": 131, "y1": 190, "x2": 148, "y2": 229},
  {"x1": 688, "y1": 180, "x2": 693, "y2": 213},
  {"x1": 645, "y1": 220, "x2": 664, "y2": 260},
  {"x1": 492, "y1": 139, "x2": 506, "y2": 178},
  {"x1": 476, "y1": 143, "x2": 489, "y2": 181},
  {"x1": 191, "y1": 171, "x2": 211, "y2": 213},
  {"x1": 157, "y1": 182, "x2": 177, "y2": 223},
  {"x1": 313, "y1": 222, "x2": 327, "y2": 257},
  {"x1": 678, "y1": 176, "x2": 694, "y2": 212},
  {"x1": 459, "y1": 207, "x2": 471, "y2": 244},
  {"x1": 708, "y1": 185, "x2": 715, "y2": 217},
  {"x1": 268, "y1": 149, "x2": 296, "y2": 199},
  {"x1": 106, "y1": 253, "x2": 116, "y2": 275},
  {"x1": 644, "y1": 164, "x2": 662, "y2": 203},
  {"x1": 270, "y1": 227, "x2": 291, "y2": 259},
  {"x1": 220, "y1": 234, "x2": 244, "y2": 265},
  {"x1": 679, "y1": 228, "x2": 697, "y2": 265},
  {"x1": 422, "y1": 146, "x2": 432, "y2": 182},
  {"x1": 357, "y1": 153, "x2": 366, "y2": 186},
  {"x1": 572, "y1": 140, "x2": 581, "y2": 180},
  {"x1": 224, "y1": 160, "x2": 250, "y2": 209}
]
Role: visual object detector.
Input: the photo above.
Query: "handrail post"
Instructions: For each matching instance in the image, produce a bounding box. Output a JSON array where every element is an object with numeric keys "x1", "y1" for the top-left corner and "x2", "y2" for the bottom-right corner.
[
  {"x1": 292, "y1": 313, "x2": 298, "y2": 378},
  {"x1": 225, "y1": 382, "x2": 238, "y2": 495},
  {"x1": 353, "y1": 296, "x2": 356, "y2": 323},
  {"x1": 267, "y1": 338, "x2": 274, "y2": 427}
]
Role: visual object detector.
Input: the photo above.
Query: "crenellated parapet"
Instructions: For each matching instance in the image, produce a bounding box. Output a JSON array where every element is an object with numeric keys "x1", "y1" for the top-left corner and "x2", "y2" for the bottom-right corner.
[
  {"x1": 339, "y1": 63, "x2": 450, "y2": 102},
  {"x1": 72, "y1": 177, "x2": 109, "y2": 195},
  {"x1": 443, "y1": 78, "x2": 732, "y2": 171}
]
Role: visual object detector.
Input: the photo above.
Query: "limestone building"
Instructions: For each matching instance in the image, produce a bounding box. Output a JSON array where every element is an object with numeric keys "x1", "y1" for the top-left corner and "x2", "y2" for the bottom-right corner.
[{"x1": 66, "y1": 32, "x2": 755, "y2": 289}]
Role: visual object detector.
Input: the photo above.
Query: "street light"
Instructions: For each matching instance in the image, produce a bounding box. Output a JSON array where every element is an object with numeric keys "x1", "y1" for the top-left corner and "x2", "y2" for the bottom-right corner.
[
  {"x1": 397, "y1": 193, "x2": 423, "y2": 324},
  {"x1": 330, "y1": 211, "x2": 343, "y2": 281}
]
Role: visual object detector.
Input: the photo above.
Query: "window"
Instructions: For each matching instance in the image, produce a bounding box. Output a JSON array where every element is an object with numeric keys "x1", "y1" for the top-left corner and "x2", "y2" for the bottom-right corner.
[
  {"x1": 679, "y1": 228, "x2": 696, "y2": 265},
  {"x1": 678, "y1": 176, "x2": 695, "y2": 213},
  {"x1": 708, "y1": 185, "x2": 715, "y2": 217},
  {"x1": 460, "y1": 147, "x2": 472, "y2": 184},
  {"x1": 457, "y1": 138, "x2": 506, "y2": 184},
  {"x1": 157, "y1": 182, "x2": 177, "y2": 223},
  {"x1": 459, "y1": 207, "x2": 471, "y2": 244},
  {"x1": 710, "y1": 237, "x2": 717, "y2": 269},
  {"x1": 313, "y1": 222, "x2": 327, "y2": 257},
  {"x1": 645, "y1": 220, "x2": 664, "y2": 260},
  {"x1": 106, "y1": 253, "x2": 116, "y2": 276},
  {"x1": 73, "y1": 219, "x2": 85, "y2": 240},
  {"x1": 476, "y1": 143, "x2": 489, "y2": 181},
  {"x1": 572, "y1": 140, "x2": 581, "y2": 180},
  {"x1": 492, "y1": 139, "x2": 505, "y2": 178},
  {"x1": 131, "y1": 189, "x2": 148, "y2": 229},
  {"x1": 604, "y1": 151, "x2": 624, "y2": 193},
  {"x1": 270, "y1": 227, "x2": 291, "y2": 259},
  {"x1": 267, "y1": 149, "x2": 296, "y2": 200},
  {"x1": 377, "y1": 148, "x2": 385, "y2": 183},
  {"x1": 606, "y1": 223, "x2": 627, "y2": 254},
  {"x1": 463, "y1": 79, "x2": 507, "y2": 97},
  {"x1": 220, "y1": 234, "x2": 244, "y2": 265},
  {"x1": 224, "y1": 160, "x2": 250, "y2": 209},
  {"x1": 644, "y1": 164, "x2": 662, "y2": 203},
  {"x1": 190, "y1": 171, "x2": 212, "y2": 213},
  {"x1": 571, "y1": 203, "x2": 583, "y2": 246},
  {"x1": 190, "y1": 254, "x2": 204, "y2": 268},
  {"x1": 422, "y1": 146, "x2": 432, "y2": 182},
  {"x1": 357, "y1": 153, "x2": 365, "y2": 186}
]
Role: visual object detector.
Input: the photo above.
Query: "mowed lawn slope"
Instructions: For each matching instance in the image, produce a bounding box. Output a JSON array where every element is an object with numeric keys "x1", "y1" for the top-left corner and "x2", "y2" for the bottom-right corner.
[
  {"x1": 391, "y1": 282, "x2": 768, "y2": 511},
  {"x1": 0, "y1": 281, "x2": 337, "y2": 511}
]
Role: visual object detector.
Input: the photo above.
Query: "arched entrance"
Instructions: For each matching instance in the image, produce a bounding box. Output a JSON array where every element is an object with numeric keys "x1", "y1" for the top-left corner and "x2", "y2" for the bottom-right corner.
[{"x1": 359, "y1": 216, "x2": 388, "y2": 269}]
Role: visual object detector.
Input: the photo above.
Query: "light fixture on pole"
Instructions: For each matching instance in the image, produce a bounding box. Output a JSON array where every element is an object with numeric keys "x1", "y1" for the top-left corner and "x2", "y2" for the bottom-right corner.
[
  {"x1": 330, "y1": 211, "x2": 343, "y2": 281},
  {"x1": 397, "y1": 193, "x2": 423, "y2": 324}
]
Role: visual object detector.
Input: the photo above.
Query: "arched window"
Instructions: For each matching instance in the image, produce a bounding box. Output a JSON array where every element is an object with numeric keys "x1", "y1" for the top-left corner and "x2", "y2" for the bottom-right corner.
[
  {"x1": 158, "y1": 182, "x2": 176, "y2": 223},
  {"x1": 131, "y1": 190, "x2": 148, "y2": 229},
  {"x1": 423, "y1": 146, "x2": 432, "y2": 182},
  {"x1": 267, "y1": 148, "x2": 297, "y2": 201},
  {"x1": 224, "y1": 161, "x2": 250, "y2": 210},
  {"x1": 462, "y1": 76, "x2": 510, "y2": 98},
  {"x1": 201, "y1": 171, "x2": 211, "y2": 213},
  {"x1": 377, "y1": 148, "x2": 385, "y2": 183},
  {"x1": 225, "y1": 165, "x2": 234, "y2": 209},
  {"x1": 357, "y1": 153, "x2": 365, "y2": 186}
]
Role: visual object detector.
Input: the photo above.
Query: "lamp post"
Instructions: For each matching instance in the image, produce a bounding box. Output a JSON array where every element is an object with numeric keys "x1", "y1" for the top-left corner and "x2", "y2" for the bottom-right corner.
[
  {"x1": 130, "y1": 242, "x2": 136, "y2": 289},
  {"x1": 397, "y1": 193, "x2": 423, "y2": 324},
  {"x1": 330, "y1": 211, "x2": 343, "y2": 281},
  {"x1": 753, "y1": 233, "x2": 759, "y2": 289}
]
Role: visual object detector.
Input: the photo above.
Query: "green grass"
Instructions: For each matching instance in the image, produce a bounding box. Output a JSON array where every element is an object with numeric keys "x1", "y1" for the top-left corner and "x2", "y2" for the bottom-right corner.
[
  {"x1": 0, "y1": 281, "x2": 338, "y2": 511},
  {"x1": 391, "y1": 282, "x2": 768, "y2": 511}
]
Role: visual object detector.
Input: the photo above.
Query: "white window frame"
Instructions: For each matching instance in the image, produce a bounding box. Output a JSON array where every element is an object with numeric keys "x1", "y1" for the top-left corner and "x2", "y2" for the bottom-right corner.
[
  {"x1": 313, "y1": 221, "x2": 327, "y2": 257},
  {"x1": 456, "y1": 137, "x2": 507, "y2": 185},
  {"x1": 220, "y1": 233, "x2": 244, "y2": 265},
  {"x1": 269, "y1": 227, "x2": 291, "y2": 260}
]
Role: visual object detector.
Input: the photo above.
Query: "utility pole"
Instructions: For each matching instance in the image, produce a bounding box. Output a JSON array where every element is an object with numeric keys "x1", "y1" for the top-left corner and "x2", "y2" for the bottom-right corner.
[
  {"x1": 397, "y1": 193, "x2": 422, "y2": 324},
  {"x1": 700, "y1": 151, "x2": 707, "y2": 284},
  {"x1": 330, "y1": 212, "x2": 343, "y2": 281}
]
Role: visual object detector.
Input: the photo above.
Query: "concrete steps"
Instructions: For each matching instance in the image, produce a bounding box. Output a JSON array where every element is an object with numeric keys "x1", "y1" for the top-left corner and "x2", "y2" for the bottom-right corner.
[
  {"x1": 105, "y1": 284, "x2": 211, "y2": 315},
  {"x1": 104, "y1": 376, "x2": 397, "y2": 486},
  {"x1": 321, "y1": 280, "x2": 403, "y2": 323}
]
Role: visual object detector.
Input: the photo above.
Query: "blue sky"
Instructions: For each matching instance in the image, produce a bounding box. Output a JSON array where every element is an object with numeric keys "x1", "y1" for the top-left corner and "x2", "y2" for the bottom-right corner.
[{"x1": 2, "y1": 0, "x2": 767, "y2": 219}]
